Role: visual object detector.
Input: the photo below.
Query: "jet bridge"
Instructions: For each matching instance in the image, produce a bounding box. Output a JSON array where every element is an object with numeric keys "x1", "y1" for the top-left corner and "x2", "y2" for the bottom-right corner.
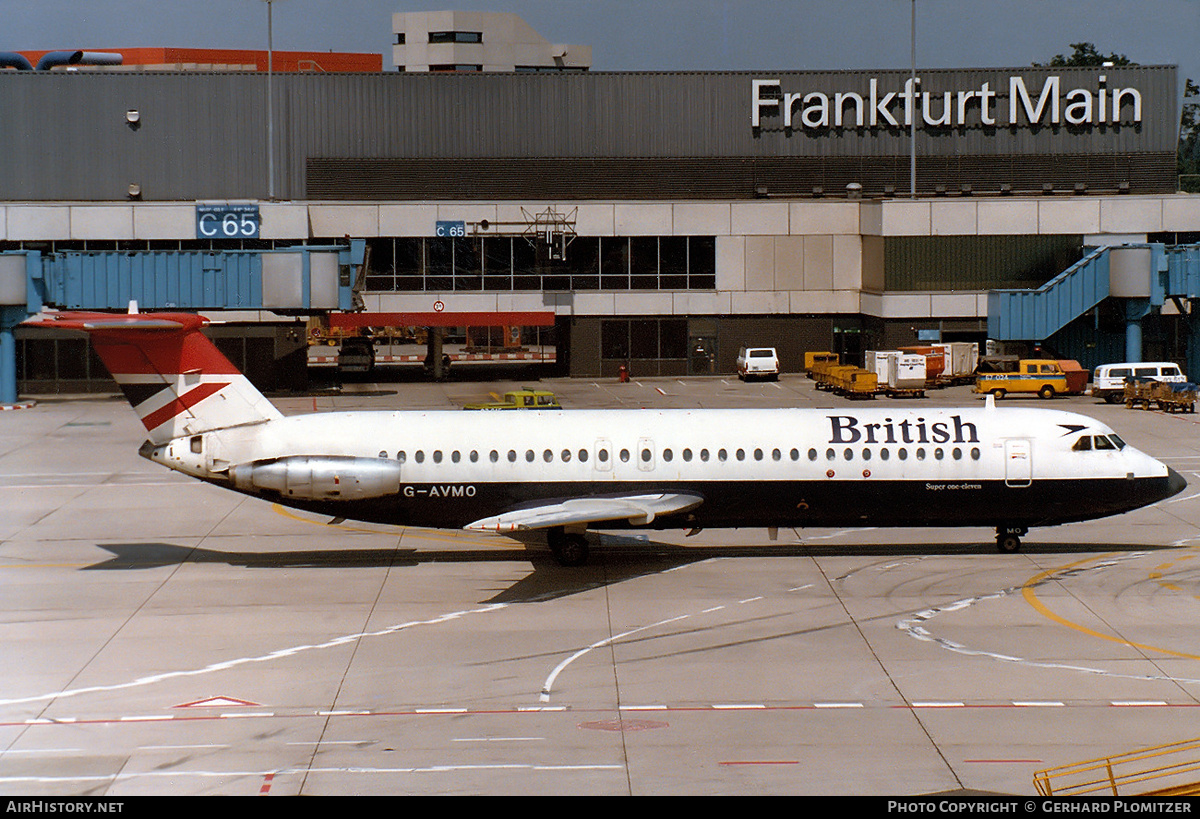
[
  {"x1": 988, "y1": 243, "x2": 1200, "y2": 378},
  {"x1": 1, "y1": 242, "x2": 364, "y2": 404}
]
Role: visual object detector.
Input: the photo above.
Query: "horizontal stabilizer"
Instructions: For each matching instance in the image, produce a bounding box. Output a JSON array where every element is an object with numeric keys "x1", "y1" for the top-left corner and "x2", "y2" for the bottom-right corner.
[{"x1": 464, "y1": 492, "x2": 704, "y2": 533}]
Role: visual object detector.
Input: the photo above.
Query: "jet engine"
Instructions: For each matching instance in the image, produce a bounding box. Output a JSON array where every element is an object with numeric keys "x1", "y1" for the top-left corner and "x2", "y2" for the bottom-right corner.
[{"x1": 230, "y1": 456, "x2": 401, "y2": 501}]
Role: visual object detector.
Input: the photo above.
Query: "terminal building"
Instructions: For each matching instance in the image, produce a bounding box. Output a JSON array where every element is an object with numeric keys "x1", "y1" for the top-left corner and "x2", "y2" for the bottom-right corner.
[{"x1": 1, "y1": 17, "x2": 1196, "y2": 395}]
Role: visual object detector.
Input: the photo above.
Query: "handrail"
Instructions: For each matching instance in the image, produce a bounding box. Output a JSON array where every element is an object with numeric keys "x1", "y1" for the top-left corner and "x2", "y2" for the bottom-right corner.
[{"x1": 1034, "y1": 737, "x2": 1200, "y2": 796}]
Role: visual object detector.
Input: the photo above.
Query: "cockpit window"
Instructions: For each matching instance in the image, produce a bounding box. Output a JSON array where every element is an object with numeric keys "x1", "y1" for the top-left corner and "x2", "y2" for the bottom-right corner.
[{"x1": 1073, "y1": 434, "x2": 1126, "y2": 452}]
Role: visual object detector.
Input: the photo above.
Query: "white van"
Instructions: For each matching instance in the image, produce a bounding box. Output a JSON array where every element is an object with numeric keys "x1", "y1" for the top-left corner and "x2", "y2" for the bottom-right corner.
[
  {"x1": 736, "y1": 347, "x2": 780, "y2": 381},
  {"x1": 1092, "y1": 361, "x2": 1186, "y2": 403}
]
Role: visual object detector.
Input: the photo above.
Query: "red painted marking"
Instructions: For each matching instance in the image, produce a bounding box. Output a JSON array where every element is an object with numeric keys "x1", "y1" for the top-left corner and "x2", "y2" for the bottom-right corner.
[
  {"x1": 139, "y1": 381, "x2": 229, "y2": 431},
  {"x1": 259, "y1": 773, "x2": 275, "y2": 794},
  {"x1": 329, "y1": 311, "x2": 556, "y2": 328},
  {"x1": 175, "y1": 696, "x2": 261, "y2": 708}
]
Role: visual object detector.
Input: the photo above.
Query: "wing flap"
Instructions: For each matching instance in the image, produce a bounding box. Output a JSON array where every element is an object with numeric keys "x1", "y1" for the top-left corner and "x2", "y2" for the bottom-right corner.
[{"x1": 464, "y1": 492, "x2": 704, "y2": 534}]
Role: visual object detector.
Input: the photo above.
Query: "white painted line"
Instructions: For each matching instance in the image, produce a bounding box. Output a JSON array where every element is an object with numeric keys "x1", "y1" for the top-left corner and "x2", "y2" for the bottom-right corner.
[
  {"x1": 814, "y1": 703, "x2": 864, "y2": 709},
  {"x1": 620, "y1": 705, "x2": 667, "y2": 711},
  {"x1": 1111, "y1": 701, "x2": 1168, "y2": 707},
  {"x1": 415, "y1": 708, "x2": 468, "y2": 714},
  {"x1": 1013, "y1": 701, "x2": 1065, "y2": 707},
  {"x1": 911, "y1": 702, "x2": 965, "y2": 708},
  {"x1": 712, "y1": 704, "x2": 766, "y2": 710}
]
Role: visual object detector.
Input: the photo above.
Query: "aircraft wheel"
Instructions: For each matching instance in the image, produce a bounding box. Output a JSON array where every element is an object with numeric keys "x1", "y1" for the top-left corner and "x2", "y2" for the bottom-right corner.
[
  {"x1": 548, "y1": 529, "x2": 589, "y2": 566},
  {"x1": 995, "y1": 533, "x2": 1022, "y2": 553}
]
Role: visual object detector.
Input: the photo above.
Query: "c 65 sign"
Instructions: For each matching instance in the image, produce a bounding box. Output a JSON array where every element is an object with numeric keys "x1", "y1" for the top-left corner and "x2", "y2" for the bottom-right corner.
[{"x1": 196, "y1": 204, "x2": 260, "y2": 239}]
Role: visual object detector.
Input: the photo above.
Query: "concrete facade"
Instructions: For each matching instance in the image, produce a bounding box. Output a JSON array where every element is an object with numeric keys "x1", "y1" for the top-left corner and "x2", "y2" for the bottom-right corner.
[
  {"x1": 392, "y1": 10, "x2": 591, "y2": 72},
  {"x1": 11, "y1": 194, "x2": 1199, "y2": 325}
]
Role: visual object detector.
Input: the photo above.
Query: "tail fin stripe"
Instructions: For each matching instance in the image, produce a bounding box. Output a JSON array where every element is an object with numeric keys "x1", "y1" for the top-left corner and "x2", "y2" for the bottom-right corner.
[{"x1": 140, "y1": 382, "x2": 230, "y2": 433}]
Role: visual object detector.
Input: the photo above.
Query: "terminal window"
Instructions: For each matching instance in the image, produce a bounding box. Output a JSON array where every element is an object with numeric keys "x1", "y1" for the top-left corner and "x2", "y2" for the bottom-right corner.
[{"x1": 365, "y1": 236, "x2": 716, "y2": 293}]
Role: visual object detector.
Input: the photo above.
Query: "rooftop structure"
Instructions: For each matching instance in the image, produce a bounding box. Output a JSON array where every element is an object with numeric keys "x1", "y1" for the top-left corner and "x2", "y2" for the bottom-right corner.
[{"x1": 392, "y1": 10, "x2": 590, "y2": 72}]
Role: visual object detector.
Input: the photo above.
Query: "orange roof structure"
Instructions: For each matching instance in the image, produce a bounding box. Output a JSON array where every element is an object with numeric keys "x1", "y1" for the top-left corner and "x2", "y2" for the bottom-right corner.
[{"x1": 18, "y1": 47, "x2": 382, "y2": 72}]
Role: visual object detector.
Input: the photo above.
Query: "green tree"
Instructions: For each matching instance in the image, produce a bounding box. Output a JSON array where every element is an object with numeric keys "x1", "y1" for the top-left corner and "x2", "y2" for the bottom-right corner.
[
  {"x1": 1035, "y1": 42, "x2": 1135, "y2": 67},
  {"x1": 1037, "y1": 44, "x2": 1197, "y2": 191},
  {"x1": 1180, "y1": 78, "x2": 1200, "y2": 189}
]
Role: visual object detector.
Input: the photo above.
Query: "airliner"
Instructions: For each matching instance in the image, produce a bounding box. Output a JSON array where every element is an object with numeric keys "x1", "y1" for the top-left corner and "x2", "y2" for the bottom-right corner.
[{"x1": 28, "y1": 310, "x2": 1186, "y2": 565}]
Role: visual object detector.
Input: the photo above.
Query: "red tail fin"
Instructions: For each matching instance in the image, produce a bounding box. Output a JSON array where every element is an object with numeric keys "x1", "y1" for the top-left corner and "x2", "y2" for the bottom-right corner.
[{"x1": 27, "y1": 312, "x2": 281, "y2": 443}]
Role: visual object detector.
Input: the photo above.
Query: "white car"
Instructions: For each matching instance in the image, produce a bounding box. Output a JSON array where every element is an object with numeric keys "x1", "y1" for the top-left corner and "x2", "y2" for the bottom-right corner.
[{"x1": 737, "y1": 347, "x2": 780, "y2": 381}]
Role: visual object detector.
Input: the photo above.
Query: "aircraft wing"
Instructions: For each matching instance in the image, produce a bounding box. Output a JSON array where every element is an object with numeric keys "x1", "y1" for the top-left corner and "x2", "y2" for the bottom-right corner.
[{"x1": 463, "y1": 492, "x2": 704, "y2": 534}]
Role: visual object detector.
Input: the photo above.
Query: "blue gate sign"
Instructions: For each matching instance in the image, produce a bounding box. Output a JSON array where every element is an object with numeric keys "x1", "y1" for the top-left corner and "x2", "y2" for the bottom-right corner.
[
  {"x1": 197, "y1": 204, "x2": 261, "y2": 239},
  {"x1": 435, "y1": 220, "x2": 465, "y2": 237}
]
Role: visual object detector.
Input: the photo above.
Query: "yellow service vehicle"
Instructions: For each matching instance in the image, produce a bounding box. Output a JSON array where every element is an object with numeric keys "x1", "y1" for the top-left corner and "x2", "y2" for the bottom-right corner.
[
  {"x1": 463, "y1": 388, "x2": 563, "y2": 410},
  {"x1": 974, "y1": 359, "x2": 1069, "y2": 399}
]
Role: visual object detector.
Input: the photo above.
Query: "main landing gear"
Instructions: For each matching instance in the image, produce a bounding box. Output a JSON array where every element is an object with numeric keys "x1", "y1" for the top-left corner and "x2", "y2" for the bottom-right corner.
[
  {"x1": 547, "y1": 527, "x2": 590, "y2": 567},
  {"x1": 995, "y1": 526, "x2": 1028, "y2": 553}
]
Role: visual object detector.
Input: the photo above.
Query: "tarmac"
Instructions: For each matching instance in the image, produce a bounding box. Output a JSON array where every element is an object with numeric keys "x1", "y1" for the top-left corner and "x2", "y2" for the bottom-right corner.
[{"x1": 2, "y1": 372, "x2": 1200, "y2": 796}]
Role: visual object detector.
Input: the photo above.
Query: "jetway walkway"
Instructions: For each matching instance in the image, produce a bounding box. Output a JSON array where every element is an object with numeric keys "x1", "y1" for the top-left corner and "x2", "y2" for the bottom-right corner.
[
  {"x1": 0, "y1": 242, "x2": 363, "y2": 403},
  {"x1": 988, "y1": 243, "x2": 1200, "y2": 366}
]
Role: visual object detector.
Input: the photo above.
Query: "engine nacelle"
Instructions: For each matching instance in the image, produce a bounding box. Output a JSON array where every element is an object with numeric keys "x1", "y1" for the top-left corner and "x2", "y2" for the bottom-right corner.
[{"x1": 230, "y1": 456, "x2": 401, "y2": 501}]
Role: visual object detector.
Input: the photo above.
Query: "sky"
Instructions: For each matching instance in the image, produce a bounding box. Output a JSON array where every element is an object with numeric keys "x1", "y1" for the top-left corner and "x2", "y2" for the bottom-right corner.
[{"x1": 5, "y1": 0, "x2": 1199, "y2": 91}]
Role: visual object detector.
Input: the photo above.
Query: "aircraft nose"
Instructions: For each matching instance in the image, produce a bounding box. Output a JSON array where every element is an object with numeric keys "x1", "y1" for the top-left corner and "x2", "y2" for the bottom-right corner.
[{"x1": 1166, "y1": 467, "x2": 1187, "y2": 499}]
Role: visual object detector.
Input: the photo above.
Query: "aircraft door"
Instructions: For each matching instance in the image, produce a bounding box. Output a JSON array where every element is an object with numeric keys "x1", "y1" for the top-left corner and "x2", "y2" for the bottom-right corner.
[
  {"x1": 594, "y1": 438, "x2": 612, "y2": 472},
  {"x1": 1004, "y1": 439, "x2": 1032, "y2": 487}
]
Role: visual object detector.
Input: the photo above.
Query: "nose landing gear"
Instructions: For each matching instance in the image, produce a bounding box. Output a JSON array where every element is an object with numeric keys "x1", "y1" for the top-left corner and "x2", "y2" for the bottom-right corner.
[{"x1": 995, "y1": 526, "x2": 1028, "y2": 553}]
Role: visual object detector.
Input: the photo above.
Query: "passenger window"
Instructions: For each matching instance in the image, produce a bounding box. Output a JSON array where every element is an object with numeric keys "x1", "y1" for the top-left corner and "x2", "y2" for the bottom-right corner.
[
  {"x1": 543, "y1": 449, "x2": 553, "y2": 462},
  {"x1": 717, "y1": 449, "x2": 728, "y2": 462},
  {"x1": 378, "y1": 450, "x2": 387, "y2": 459},
  {"x1": 971, "y1": 448, "x2": 981, "y2": 460},
  {"x1": 397, "y1": 451, "x2": 407, "y2": 463},
  {"x1": 753, "y1": 448, "x2": 763, "y2": 461},
  {"x1": 470, "y1": 450, "x2": 479, "y2": 463},
  {"x1": 915, "y1": 448, "x2": 926, "y2": 460},
  {"x1": 772, "y1": 449, "x2": 782, "y2": 461},
  {"x1": 880, "y1": 448, "x2": 890, "y2": 461},
  {"x1": 736, "y1": 449, "x2": 746, "y2": 461},
  {"x1": 489, "y1": 450, "x2": 498, "y2": 463},
  {"x1": 682, "y1": 448, "x2": 692, "y2": 461},
  {"x1": 807, "y1": 448, "x2": 817, "y2": 461},
  {"x1": 898, "y1": 448, "x2": 908, "y2": 460},
  {"x1": 526, "y1": 450, "x2": 536, "y2": 463},
  {"x1": 663, "y1": 449, "x2": 673, "y2": 462},
  {"x1": 451, "y1": 451, "x2": 461, "y2": 463},
  {"x1": 507, "y1": 450, "x2": 517, "y2": 463},
  {"x1": 843, "y1": 448, "x2": 854, "y2": 461},
  {"x1": 700, "y1": 449, "x2": 710, "y2": 462},
  {"x1": 620, "y1": 449, "x2": 630, "y2": 462},
  {"x1": 415, "y1": 451, "x2": 425, "y2": 463},
  {"x1": 862, "y1": 448, "x2": 871, "y2": 461},
  {"x1": 579, "y1": 449, "x2": 589, "y2": 462}
]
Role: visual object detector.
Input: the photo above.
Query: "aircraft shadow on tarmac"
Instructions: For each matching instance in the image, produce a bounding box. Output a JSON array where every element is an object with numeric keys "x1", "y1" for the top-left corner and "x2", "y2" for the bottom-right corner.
[{"x1": 82, "y1": 537, "x2": 1177, "y2": 605}]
